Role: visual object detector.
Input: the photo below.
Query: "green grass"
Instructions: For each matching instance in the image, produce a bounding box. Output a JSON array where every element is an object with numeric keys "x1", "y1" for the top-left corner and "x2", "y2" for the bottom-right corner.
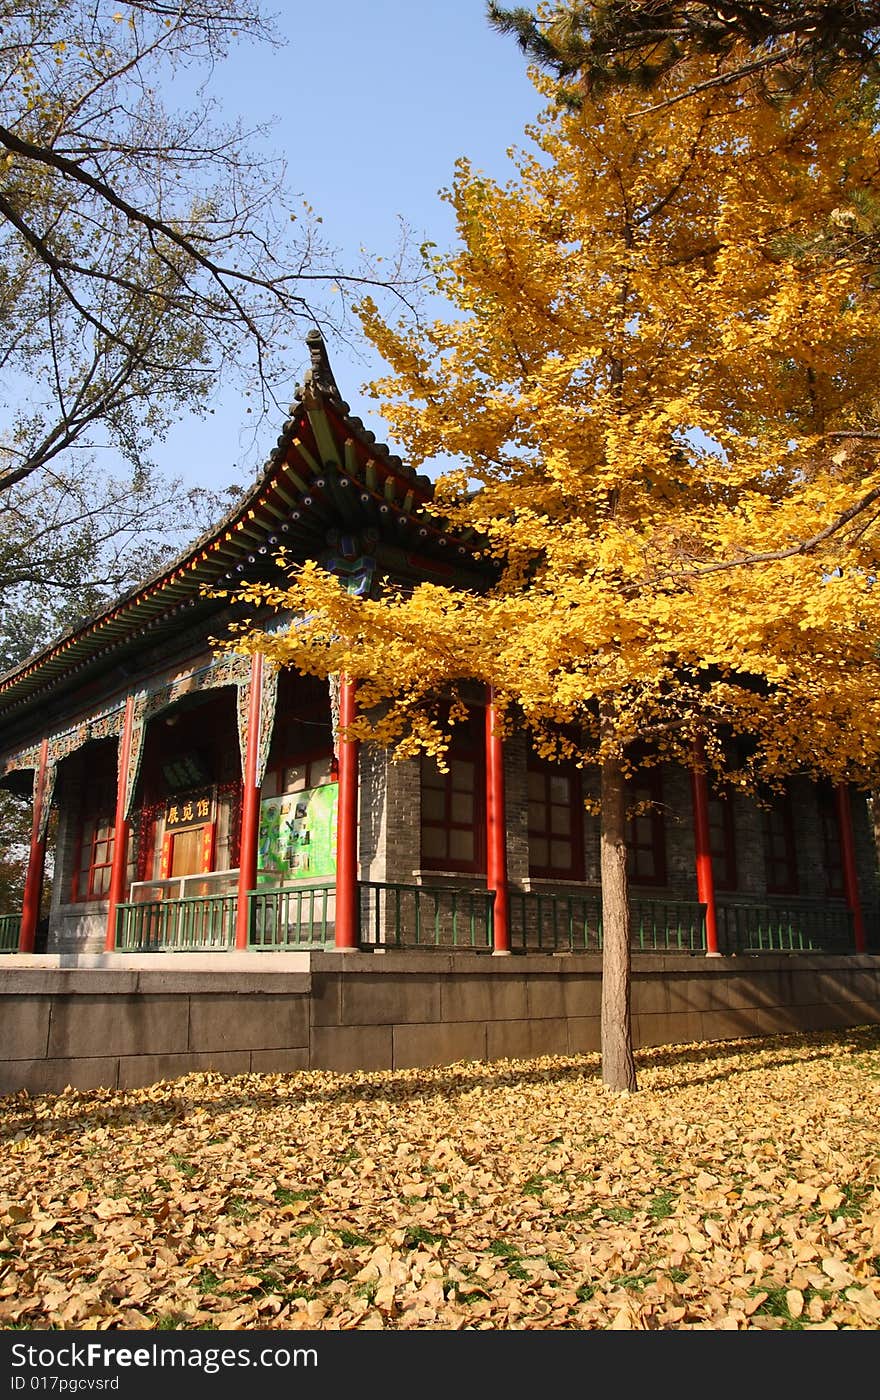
[
  {"x1": 487, "y1": 1239, "x2": 529, "y2": 1281},
  {"x1": 602, "y1": 1205, "x2": 636, "y2": 1223},
  {"x1": 273, "y1": 1187, "x2": 318, "y2": 1205},
  {"x1": 169, "y1": 1155, "x2": 197, "y2": 1179},
  {"x1": 224, "y1": 1196, "x2": 251, "y2": 1218},
  {"x1": 337, "y1": 1228, "x2": 374, "y2": 1248},
  {"x1": 833, "y1": 1184, "x2": 872, "y2": 1220},
  {"x1": 152, "y1": 1313, "x2": 192, "y2": 1330},
  {"x1": 402, "y1": 1225, "x2": 442, "y2": 1250},
  {"x1": 610, "y1": 1271, "x2": 656, "y2": 1292},
  {"x1": 749, "y1": 1284, "x2": 832, "y2": 1329},
  {"x1": 647, "y1": 1190, "x2": 678, "y2": 1220},
  {"x1": 196, "y1": 1268, "x2": 223, "y2": 1295},
  {"x1": 522, "y1": 1172, "x2": 566, "y2": 1197}
]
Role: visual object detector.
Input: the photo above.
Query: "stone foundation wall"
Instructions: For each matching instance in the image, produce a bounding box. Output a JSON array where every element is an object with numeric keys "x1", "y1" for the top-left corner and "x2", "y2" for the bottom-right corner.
[{"x1": 2, "y1": 951, "x2": 878, "y2": 1095}]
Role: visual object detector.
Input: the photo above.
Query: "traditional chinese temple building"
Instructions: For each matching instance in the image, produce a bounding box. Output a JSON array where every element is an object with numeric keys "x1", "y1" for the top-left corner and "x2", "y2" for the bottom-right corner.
[{"x1": 0, "y1": 333, "x2": 878, "y2": 1092}]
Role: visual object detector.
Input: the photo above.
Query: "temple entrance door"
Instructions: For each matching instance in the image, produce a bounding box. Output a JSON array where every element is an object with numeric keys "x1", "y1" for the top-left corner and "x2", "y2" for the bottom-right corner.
[{"x1": 170, "y1": 827, "x2": 205, "y2": 878}]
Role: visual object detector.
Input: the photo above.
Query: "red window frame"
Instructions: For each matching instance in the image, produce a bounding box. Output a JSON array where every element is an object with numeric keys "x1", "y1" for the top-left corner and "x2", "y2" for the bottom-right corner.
[
  {"x1": 708, "y1": 790, "x2": 738, "y2": 891},
  {"x1": 73, "y1": 811, "x2": 116, "y2": 901},
  {"x1": 420, "y1": 713, "x2": 485, "y2": 873},
  {"x1": 527, "y1": 752, "x2": 584, "y2": 879},
  {"x1": 762, "y1": 790, "x2": 799, "y2": 895},
  {"x1": 72, "y1": 771, "x2": 118, "y2": 902},
  {"x1": 626, "y1": 770, "x2": 667, "y2": 887}
]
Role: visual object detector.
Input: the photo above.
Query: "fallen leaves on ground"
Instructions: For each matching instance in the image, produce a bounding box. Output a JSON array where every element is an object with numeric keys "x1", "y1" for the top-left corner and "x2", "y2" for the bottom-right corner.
[{"x1": 2, "y1": 1026, "x2": 880, "y2": 1331}]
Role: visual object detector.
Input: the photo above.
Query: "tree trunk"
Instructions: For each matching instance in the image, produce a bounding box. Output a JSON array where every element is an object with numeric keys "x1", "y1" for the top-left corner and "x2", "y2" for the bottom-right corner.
[{"x1": 600, "y1": 747, "x2": 638, "y2": 1092}]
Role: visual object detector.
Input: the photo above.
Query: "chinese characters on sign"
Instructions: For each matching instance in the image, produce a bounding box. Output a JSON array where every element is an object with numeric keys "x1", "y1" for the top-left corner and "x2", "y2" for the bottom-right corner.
[{"x1": 165, "y1": 788, "x2": 214, "y2": 830}]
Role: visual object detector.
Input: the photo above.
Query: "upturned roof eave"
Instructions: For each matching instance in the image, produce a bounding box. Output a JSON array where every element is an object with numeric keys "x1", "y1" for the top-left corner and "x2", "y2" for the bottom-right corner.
[{"x1": 0, "y1": 333, "x2": 489, "y2": 721}]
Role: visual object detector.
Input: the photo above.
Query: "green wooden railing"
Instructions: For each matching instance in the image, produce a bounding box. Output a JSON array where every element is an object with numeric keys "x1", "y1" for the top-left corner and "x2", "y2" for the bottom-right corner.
[
  {"x1": 508, "y1": 891, "x2": 706, "y2": 953},
  {"x1": 509, "y1": 889, "x2": 601, "y2": 952},
  {"x1": 0, "y1": 913, "x2": 20, "y2": 952},
  {"x1": 249, "y1": 883, "x2": 335, "y2": 949},
  {"x1": 631, "y1": 897, "x2": 707, "y2": 951},
  {"x1": 359, "y1": 881, "x2": 495, "y2": 950},
  {"x1": 115, "y1": 894, "x2": 236, "y2": 951},
  {"x1": 715, "y1": 896, "x2": 853, "y2": 953},
  {"x1": 110, "y1": 885, "x2": 858, "y2": 955}
]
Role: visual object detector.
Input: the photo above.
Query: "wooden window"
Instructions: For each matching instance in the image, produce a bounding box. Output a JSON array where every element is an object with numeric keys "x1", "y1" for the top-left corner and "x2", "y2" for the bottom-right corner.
[
  {"x1": 74, "y1": 811, "x2": 115, "y2": 900},
  {"x1": 262, "y1": 753, "x2": 336, "y2": 799},
  {"x1": 527, "y1": 754, "x2": 583, "y2": 879},
  {"x1": 762, "y1": 791, "x2": 798, "y2": 894},
  {"x1": 420, "y1": 715, "x2": 484, "y2": 873},
  {"x1": 818, "y1": 783, "x2": 844, "y2": 897},
  {"x1": 263, "y1": 673, "x2": 335, "y2": 796},
  {"x1": 708, "y1": 792, "x2": 737, "y2": 891},
  {"x1": 73, "y1": 773, "x2": 117, "y2": 902},
  {"x1": 626, "y1": 770, "x2": 667, "y2": 886}
]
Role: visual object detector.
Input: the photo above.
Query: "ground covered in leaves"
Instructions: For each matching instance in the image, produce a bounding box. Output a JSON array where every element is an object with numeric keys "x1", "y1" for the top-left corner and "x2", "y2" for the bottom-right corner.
[{"x1": 2, "y1": 1026, "x2": 880, "y2": 1331}]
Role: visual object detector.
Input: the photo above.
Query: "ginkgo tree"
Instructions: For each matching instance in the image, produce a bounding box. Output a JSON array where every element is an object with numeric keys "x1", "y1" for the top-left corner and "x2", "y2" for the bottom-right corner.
[{"x1": 231, "y1": 43, "x2": 880, "y2": 1091}]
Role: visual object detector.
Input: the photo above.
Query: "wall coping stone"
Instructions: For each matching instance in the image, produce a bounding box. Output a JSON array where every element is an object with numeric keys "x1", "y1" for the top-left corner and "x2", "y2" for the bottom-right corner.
[
  {"x1": 1, "y1": 953, "x2": 312, "y2": 972},
  {"x1": 1, "y1": 952, "x2": 877, "y2": 995}
]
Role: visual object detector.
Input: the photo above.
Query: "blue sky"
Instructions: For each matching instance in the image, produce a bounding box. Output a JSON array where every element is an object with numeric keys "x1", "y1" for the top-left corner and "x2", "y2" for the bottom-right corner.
[{"x1": 160, "y1": 1, "x2": 544, "y2": 492}]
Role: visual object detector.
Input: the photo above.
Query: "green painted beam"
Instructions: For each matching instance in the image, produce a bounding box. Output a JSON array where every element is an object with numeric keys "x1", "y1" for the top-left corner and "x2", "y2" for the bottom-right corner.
[
  {"x1": 344, "y1": 439, "x2": 360, "y2": 479},
  {"x1": 290, "y1": 438, "x2": 320, "y2": 481},
  {"x1": 304, "y1": 406, "x2": 340, "y2": 470}
]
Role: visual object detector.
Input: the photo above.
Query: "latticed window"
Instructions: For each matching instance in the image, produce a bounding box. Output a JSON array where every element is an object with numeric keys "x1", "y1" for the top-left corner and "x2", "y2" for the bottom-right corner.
[
  {"x1": 708, "y1": 792, "x2": 737, "y2": 891},
  {"x1": 527, "y1": 755, "x2": 583, "y2": 879},
  {"x1": 73, "y1": 770, "x2": 117, "y2": 901},
  {"x1": 818, "y1": 783, "x2": 844, "y2": 897},
  {"x1": 626, "y1": 771, "x2": 667, "y2": 886},
  {"x1": 72, "y1": 747, "x2": 137, "y2": 899},
  {"x1": 762, "y1": 792, "x2": 798, "y2": 894},
  {"x1": 420, "y1": 714, "x2": 484, "y2": 873},
  {"x1": 262, "y1": 753, "x2": 335, "y2": 798},
  {"x1": 74, "y1": 809, "x2": 116, "y2": 900}
]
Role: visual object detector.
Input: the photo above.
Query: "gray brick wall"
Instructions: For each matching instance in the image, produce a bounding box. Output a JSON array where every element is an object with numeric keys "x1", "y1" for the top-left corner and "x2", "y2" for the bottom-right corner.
[{"x1": 503, "y1": 730, "x2": 529, "y2": 885}]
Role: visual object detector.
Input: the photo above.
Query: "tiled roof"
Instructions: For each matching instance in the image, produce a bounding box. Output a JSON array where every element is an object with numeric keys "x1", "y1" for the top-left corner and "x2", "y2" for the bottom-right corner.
[{"x1": 0, "y1": 332, "x2": 487, "y2": 726}]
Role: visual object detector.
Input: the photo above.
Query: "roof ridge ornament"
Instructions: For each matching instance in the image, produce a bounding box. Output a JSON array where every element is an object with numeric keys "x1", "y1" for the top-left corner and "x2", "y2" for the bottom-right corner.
[{"x1": 303, "y1": 328, "x2": 343, "y2": 405}]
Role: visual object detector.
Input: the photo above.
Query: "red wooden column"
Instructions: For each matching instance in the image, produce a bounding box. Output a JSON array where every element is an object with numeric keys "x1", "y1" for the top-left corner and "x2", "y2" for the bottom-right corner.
[
  {"x1": 836, "y1": 782, "x2": 867, "y2": 952},
  {"x1": 485, "y1": 689, "x2": 510, "y2": 954},
  {"x1": 235, "y1": 652, "x2": 264, "y2": 950},
  {"x1": 19, "y1": 739, "x2": 49, "y2": 953},
  {"x1": 105, "y1": 696, "x2": 135, "y2": 951},
  {"x1": 334, "y1": 677, "x2": 360, "y2": 950},
  {"x1": 690, "y1": 745, "x2": 720, "y2": 957}
]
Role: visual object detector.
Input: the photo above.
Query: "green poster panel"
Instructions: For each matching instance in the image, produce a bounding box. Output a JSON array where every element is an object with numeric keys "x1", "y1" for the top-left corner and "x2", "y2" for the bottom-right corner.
[{"x1": 258, "y1": 783, "x2": 338, "y2": 883}]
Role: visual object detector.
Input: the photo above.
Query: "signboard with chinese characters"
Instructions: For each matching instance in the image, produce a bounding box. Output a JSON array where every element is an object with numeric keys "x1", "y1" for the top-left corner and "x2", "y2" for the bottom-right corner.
[
  {"x1": 165, "y1": 787, "x2": 214, "y2": 830},
  {"x1": 258, "y1": 783, "x2": 338, "y2": 882}
]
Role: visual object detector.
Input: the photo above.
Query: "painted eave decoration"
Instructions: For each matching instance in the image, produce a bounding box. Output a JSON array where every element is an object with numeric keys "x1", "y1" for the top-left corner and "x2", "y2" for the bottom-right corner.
[{"x1": 0, "y1": 332, "x2": 488, "y2": 726}]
